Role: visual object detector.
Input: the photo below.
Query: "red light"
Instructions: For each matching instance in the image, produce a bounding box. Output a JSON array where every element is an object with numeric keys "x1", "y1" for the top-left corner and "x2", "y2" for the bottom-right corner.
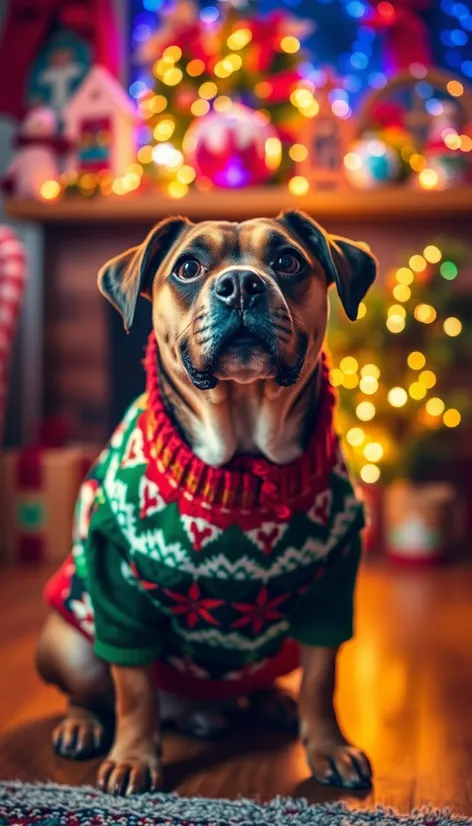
[{"x1": 378, "y1": 1, "x2": 395, "y2": 19}]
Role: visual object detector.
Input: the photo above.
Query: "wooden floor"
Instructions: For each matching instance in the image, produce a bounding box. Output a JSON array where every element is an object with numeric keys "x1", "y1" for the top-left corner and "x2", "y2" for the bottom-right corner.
[{"x1": 1, "y1": 560, "x2": 472, "y2": 813}]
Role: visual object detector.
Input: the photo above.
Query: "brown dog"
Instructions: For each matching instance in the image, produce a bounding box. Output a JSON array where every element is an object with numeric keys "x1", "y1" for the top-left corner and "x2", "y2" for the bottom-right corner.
[{"x1": 37, "y1": 210, "x2": 376, "y2": 795}]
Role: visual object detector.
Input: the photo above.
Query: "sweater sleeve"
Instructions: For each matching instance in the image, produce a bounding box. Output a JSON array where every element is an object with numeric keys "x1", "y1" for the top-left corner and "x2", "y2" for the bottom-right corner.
[
  {"x1": 84, "y1": 498, "x2": 168, "y2": 667},
  {"x1": 287, "y1": 533, "x2": 362, "y2": 648}
]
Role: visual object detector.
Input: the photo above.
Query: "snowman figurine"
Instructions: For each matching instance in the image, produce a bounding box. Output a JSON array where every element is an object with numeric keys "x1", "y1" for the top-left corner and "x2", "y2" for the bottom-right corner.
[{"x1": 2, "y1": 106, "x2": 70, "y2": 199}]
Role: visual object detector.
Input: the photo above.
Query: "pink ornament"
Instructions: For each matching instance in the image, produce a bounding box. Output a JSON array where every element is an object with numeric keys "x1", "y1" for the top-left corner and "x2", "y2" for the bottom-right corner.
[{"x1": 183, "y1": 104, "x2": 279, "y2": 188}]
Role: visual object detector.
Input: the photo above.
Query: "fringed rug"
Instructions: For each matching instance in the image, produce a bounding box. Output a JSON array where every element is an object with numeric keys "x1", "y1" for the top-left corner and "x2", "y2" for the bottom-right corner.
[{"x1": 1, "y1": 782, "x2": 471, "y2": 826}]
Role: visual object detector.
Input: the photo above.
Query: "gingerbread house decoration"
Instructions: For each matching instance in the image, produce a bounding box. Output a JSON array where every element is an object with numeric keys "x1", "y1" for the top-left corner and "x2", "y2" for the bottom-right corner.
[
  {"x1": 63, "y1": 66, "x2": 135, "y2": 177},
  {"x1": 296, "y1": 73, "x2": 355, "y2": 189}
]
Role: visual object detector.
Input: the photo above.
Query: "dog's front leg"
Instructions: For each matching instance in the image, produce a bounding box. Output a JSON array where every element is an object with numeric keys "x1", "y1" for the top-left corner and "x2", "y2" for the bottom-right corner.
[
  {"x1": 299, "y1": 644, "x2": 372, "y2": 790},
  {"x1": 97, "y1": 664, "x2": 162, "y2": 796}
]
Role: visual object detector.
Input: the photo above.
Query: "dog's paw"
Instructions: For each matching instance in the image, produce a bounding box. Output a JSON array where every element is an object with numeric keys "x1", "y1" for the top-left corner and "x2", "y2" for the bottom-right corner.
[
  {"x1": 306, "y1": 740, "x2": 372, "y2": 790},
  {"x1": 97, "y1": 748, "x2": 162, "y2": 796},
  {"x1": 52, "y1": 708, "x2": 107, "y2": 760}
]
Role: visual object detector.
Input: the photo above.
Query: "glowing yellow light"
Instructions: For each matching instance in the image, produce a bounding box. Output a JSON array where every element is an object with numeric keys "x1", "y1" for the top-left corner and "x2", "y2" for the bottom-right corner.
[
  {"x1": 163, "y1": 67, "x2": 183, "y2": 86},
  {"x1": 356, "y1": 302, "x2": 367, "y2": 319},
  {"x1": 459, "y1": 134, "x2": 472, "y2": 152},
  {"x1": 447, "y1": 80, "x2": 464, "y2": 97},
  {"x1": 419, "y1": 370, "x2": 436, "y2": 389},
  {"x1": 214, "y1": 60, "x2": 233, "y2": 78},
  {"x1": 280, "y1": 36, "x2": 300, "y2": 53},
  {"x1": 255, "y1": 81, "x2": 273, "y2": 99},
  {"x1": 299, "y1": 101, "x2": 320, "y2": 118},
  {"x1": 388, "y1": 387, "x2": 408, "y2": 408},
  {"x1": 112, "y1": 178, "x2": 127, "y2": 195},
  {"x1": 360, "y1": 464, "x2": 381, "y2": 484},
  {"x1": 418, "y1": 167, "x2": 439, "y2": 190},
  {"x1": 443, "y1": 408, "x2": 461, "y2": 428},
  {"x1": 423, "y1": 244, "x2": 442, "y2": 264},
  {"x1": 177, "y1": 165, "x2": 196, "y2": 184},
  {"x1": 396, "y1": 268, "x2": 414, "y2": 286},
  {"x1": 344, "y1": 152, "x2": 363, "y2": 171},
  {"x1": 443, "y1": 316, "x2": 462, "y2": 337},
  {"x1": 361, "y1": 364, "x2": 380, "y2": 379},
  {"x1": 329, "y1": 368, "x2": 343, "y2": 387},
  {"x1": 168, "y1": 180, "x2": 189, "y2": 199},
  {"x1": 342, "y1": 373, "x2": 358, "y2": 389},
  {"x1": 288, "y1": 175, "x2": 309, "y2": 196},
  {"x1": 359, "y1": 376, "x2": 378, "y2": 395},
  {"x1": 163, "y1": 45, "x2": 182, "y2": 62},
  {"x1": 199, "y1": 81, "x2": 218, "y2": 99},
  {"x1": 214, "y1": 95, "x2": 232, "y2": 112},
  {"x1": 153, "y1": 119, "x2": 175, "y2": 141},
  {"x1": 148, "y1": 95, "x2": 167, "y2": 114},
  {"x1": 290, "y1": 89, "x2": 315, "y2": 108},
  {"x1": 340, "y1": 356, "x2": 358, "y2": 375},
  {"x1": 409, "y1": 381, "x2": 427, "y2": 400},
  {"x1": 410, "y1": 153, "x2": 427, "y2": 172},
  {"x1": 187, "y1": 59, "x2": 205, "y2": 77},
  {"x1": 152, "y1": 144, "x2": 183, "y2": 167},
  {"x1": 289, "y1": 143, "x2": 308, "y2": 163},
  {"x1": 265, "y1": 137, "x2": 282, "y2": 170},
  {"x1": 444, "y1": 131, "x2": 461, "y2": 150},
  {"x1": 225, "y1": 53, "x2": 242, "y2": 71},
  {"x1": 227, "y1": 28, "x2": 252, "y2": 50},
  {"x1": 401, "y1": 144, "x2": 416, "y2": 161},
  {"x1": 122, "y1": 173, "x2": 141, "y2": 192},
  {"x1": 40, "y1": 180, "x2": 61, "y2": 200},
  {"x1": 414, "y1": 303, "x2": 436, "y2": 324},
  {"x1": 191, "y1": 99, "x2": 210, "y2": 117},
  {"x1": 364, "y1": 442, "x2": 383, "y2": 462},
  {"x1": 407, "y1": 351, "x2": 426, "y2": 370},
  {"x1": 347, "y1": 427, "x2": 365, "y2": 447},
  {"x1": 387, "y1": 304, "x2": 406, "y2": 318},
  {"x1": 386, "y1": 314, "x2": 405, "y2": 333},
  {"x1": 426, "y1": 397, "x2": 445, "y2": 416},
  {"x1": 393, "y1": 284, "x2": 411, "y2": 302},
  {"x1": 153, "y1": 59, "x2": 168, "y2": 77},
  {"x1": 356, "y1": 401, "x2": 376, "y2": 421},
  {"x1": 126, "y1": 162, "x2": 143, "y2": 177},
  {"x1": 409, "y1": 255, "x2": 427, "y2": 272}
]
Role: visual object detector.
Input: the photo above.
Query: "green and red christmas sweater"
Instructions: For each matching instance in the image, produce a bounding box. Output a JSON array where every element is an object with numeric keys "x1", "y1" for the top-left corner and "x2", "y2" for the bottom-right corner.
[{"x1": 45, "y1": 334, "x2": 365, "y2": 700}]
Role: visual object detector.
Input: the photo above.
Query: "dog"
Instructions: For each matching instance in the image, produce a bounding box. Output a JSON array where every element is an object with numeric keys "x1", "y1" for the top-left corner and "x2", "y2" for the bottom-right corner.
[{"x1": 36, "y1": 210, "x2": 377, "y2": 796}]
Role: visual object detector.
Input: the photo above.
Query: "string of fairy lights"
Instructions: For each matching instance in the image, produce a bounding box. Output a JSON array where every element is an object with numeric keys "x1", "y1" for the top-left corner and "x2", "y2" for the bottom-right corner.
[{"x1": 328, "y1": 243, "x2": 463, "y2": 485}]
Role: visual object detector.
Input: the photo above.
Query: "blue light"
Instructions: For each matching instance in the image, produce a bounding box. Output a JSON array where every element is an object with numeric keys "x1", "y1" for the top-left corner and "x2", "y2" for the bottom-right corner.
[
  {"x1": 316, "y1": 0, "x2": 334, "y2": 4},
  {"x1": 368, "y1": 72, "x2": 387, "y2": 88},
  {"x1": 415, "y1": 81, "x2": 433, "y2": 98},
  {"x1": 129, "y1": 80, "x2": 148, "y2": 98},
  {"x1": 359, "y1": 26, "x2": 375, "y2": 42},
  {"x1": 425, "y1": 98, "x2": 444, "y2": 116},
  {"x1": 143, "y1": 0, "x2": 164, "y2": 7},
  {"x1": 200, "y1": 5, "x2": 219, "y2": 22},
  {"x1": 451, "y1": 28, "x2": 468, "y2": 44},
  {"x1": 353, "y1": 40, "x2": 372, "y2": 56},
  {"x1": 299, "y1": 62, "x2": 316, "y2": 77},
  {"x1": 136, "y1": 125, "x2": 152, "y2": 144},
  {"x1": 133, "y1": 24, "x2": 152, "y2": 42},
  {"x1": 461, "y1": 16, "x2": 472, "y2": 30},
  {"x1": 343, "y1": 74, "x2": 363, "y2": 93},
  {"x1": 350, "y1": 51, "x2": 369, "y2": 69},
  {"x1": 446, "y1": 49, "x2": 462, "y2": 67},
  {"x1": 441, "y1": 0, "x2": 457, "y2": 12},
  {"x1": 346, "y1": 1, "x2": 366, "y2": 18},
  {"x1": 283, "y1": 0, "x2": 302, "y2": 6},
  {"x1": 452, "y1": 3, "x2": 469, "y2": 18},
  {"x1": 462, "y1": 59, "x2": 472, "y2": 76},
  {"x1": 329, "y1": 88, "x2": 348, "y2": 102}
]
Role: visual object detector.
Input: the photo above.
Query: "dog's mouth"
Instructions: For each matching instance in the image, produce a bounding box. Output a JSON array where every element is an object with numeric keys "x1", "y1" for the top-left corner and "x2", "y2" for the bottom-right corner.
[{"x1": 220, "y1": 327, "x2": 271, "y2": 353}]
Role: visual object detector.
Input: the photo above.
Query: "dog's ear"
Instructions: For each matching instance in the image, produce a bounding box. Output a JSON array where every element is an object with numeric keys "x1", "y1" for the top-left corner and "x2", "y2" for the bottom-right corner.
[
  {"x1": 98, "y1": 216, "x2": 191, "y2": 332},
  {"x1": 278, "y1": 210, "x2": 377, "y2": 321}
]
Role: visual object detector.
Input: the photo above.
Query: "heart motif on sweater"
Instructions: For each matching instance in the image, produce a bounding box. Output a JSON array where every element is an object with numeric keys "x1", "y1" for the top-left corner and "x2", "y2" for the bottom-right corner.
[
  {"x1": 246, "y1": 522, "x2": 288, "y2": 555},
  {"x1": 307, "y1": 489, "x2": 332, "y2": 526},
  {"x1": 139, "y1": 475, "x2": 165, "y2": 519},
  {"x1": 181, "y1": 515, "x2": 222, "y2": 551}
]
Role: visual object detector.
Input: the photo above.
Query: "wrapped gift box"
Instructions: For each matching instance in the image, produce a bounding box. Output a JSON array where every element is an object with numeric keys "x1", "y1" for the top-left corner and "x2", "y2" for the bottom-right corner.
[{"x1": 0, "y1": 445, "x2": 99, "y2": 563}]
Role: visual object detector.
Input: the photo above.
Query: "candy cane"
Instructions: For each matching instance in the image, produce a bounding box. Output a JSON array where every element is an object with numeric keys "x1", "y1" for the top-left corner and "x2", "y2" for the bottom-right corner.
[{"x1": 0, "y1": 226, "x2": 27, "y2": 445}]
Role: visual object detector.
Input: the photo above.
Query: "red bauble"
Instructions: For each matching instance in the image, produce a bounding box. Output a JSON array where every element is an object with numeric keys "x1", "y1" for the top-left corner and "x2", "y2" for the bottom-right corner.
[{"x1": 183, "y1": 104, "x2": 279, "y2": 188}]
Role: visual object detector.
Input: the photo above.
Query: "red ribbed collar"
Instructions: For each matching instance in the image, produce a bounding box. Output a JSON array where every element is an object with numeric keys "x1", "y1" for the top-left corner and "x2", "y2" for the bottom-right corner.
[{"x1": 143, "y1": 334, "x2": 338, "y2": 519}]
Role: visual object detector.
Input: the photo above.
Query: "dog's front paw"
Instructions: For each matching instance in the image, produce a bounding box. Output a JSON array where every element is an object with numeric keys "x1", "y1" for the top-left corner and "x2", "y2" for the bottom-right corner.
[
  {"x1": 97, "y1": 745, "x2": 162, "y2": 796},
  {"x1": 305, "y1": 737, "x2": 372, "y2": 790}
]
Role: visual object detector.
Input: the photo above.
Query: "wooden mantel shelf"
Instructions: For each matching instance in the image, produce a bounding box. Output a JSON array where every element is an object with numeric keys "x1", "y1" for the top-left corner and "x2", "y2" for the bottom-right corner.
[{"x1": 6, "y1": 185, "x2": 472, "y2": 224}]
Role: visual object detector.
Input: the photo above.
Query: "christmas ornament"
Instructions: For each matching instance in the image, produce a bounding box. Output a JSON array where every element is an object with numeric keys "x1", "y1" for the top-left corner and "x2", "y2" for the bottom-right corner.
[
  {"x1": 183, "y1": 104, "x2": 279, "y2": 187},
  {"x1": 344, "y1": 133, "x2": 401, "y2": 190},
  {"x1": 1, "y1": 107, "x2": 69, "y2": 199}
]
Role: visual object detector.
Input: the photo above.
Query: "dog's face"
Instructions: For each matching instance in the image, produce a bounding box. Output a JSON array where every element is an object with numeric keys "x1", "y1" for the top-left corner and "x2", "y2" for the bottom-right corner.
[{"x1": 98, "y1": 211, "x2": 376, "y2": 391}]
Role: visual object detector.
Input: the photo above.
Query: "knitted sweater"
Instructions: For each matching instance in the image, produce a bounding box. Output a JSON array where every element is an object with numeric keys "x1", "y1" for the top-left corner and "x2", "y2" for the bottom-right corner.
[{"x1": 46, "y1": 334, "x2": 365, "y2": 699}]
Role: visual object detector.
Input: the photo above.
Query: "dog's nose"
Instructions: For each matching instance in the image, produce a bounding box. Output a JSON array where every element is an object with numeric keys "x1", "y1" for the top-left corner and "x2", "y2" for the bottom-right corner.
[{"x1": 214, "y1": 270, "x2": 267, "y2": 310}]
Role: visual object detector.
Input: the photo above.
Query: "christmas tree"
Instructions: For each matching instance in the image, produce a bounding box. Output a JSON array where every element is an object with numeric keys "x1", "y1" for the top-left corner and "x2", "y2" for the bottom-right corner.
[{"x1": 327, "y1": 238, "x2": 472, "y2": 484}]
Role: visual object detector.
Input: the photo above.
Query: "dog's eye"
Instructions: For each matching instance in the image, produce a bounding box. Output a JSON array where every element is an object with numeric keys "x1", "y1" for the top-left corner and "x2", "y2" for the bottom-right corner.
[
  {"x1": 275, "y1": 252, "x2": 302, "y2": 275},
  {"x1": 176, "y1": 259, "x2": 203, "y2": 280}
]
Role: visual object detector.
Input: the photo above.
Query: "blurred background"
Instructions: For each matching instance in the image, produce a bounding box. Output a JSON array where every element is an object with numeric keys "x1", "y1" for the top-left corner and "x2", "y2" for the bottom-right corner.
[{"x1": 0, "y1": 0, "x2": 471, "y2": 567}]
